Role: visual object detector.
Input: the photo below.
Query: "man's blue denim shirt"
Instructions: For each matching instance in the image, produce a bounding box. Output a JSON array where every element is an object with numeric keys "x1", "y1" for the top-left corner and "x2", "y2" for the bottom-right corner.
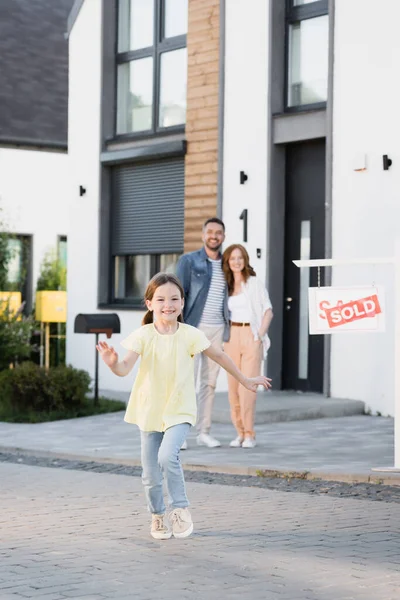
[{"x1": 176, "y1": 247, "x2": 230, "y2": 342}]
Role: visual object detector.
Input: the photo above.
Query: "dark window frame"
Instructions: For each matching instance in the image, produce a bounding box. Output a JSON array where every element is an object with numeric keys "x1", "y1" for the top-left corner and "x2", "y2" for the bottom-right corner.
[
  {"x1": 106, "y1": 155, "x2": 185, "y2": 308},
  {"x1": 284, "y1": 0, "x2": 329, "y2": 113},
  {"x1": 109, "y1": 252, "x2": 181, "y2": 308},
  {"x1": 114, "y1": 0, "x2": 187, "y2": 141}
]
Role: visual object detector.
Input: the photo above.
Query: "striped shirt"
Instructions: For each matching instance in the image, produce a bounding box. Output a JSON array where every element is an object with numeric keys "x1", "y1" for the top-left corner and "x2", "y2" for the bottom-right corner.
[{"x1": 200, "y1": 258, "x2": 226, "y2": 326}]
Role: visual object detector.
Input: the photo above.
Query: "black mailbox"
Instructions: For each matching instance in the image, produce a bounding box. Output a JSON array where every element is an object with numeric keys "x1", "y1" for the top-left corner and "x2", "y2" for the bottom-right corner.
[
  {"x1": 74, "y1": 313, "x2": 121, "y2": 339},
  {"x1": 74, "y1": 313, "x2": 121, "y2": 404}
]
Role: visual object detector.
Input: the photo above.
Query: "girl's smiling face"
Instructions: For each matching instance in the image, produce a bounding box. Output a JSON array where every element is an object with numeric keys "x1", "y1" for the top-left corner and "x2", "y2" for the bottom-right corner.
[{"x1": 146, "y1": 282, "x2": 184, "y2": 323}]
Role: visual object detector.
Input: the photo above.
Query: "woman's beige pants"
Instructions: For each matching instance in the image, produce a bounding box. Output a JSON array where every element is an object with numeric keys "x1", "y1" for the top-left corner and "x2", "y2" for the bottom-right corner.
[{"x1": 224, "y1": 326, "x2": 262, "y2": 439}]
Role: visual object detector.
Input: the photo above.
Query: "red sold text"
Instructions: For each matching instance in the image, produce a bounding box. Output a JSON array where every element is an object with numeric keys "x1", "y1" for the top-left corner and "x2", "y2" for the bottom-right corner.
[{"x1": 319, "y1": 294, "x2": 382, "y2": 329}]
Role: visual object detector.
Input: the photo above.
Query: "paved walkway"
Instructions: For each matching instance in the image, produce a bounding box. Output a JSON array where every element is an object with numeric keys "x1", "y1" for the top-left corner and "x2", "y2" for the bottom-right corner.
[
  {"x1": 0, "y1": 412, "x2": 396, "y2": 482},
  {"x1": 1, "y1": 461, "x2": 399, "y2": 600}
]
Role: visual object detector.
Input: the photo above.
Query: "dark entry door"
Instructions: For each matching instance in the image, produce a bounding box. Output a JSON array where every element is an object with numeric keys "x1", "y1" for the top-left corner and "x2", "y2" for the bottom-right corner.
[{"x1": 282, "y1": 140, "x2": 326, "y2": 392}]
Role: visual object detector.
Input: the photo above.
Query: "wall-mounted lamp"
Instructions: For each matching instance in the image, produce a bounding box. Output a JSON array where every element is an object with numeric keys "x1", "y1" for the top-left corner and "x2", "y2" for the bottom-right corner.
[
  {"x1": 383, "y1": 155, "x2": 392, "y2": 171},
  {"x1": 239, "y1": 171, "x2": 248, "y2": 185},
  {"x1": 79, "y1": 185, "x2": 87, "y2": 196}
]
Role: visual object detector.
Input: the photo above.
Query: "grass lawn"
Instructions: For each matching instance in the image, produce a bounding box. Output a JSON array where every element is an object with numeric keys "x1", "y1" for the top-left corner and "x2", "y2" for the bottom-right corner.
[{"x1": 0, "y1": 397, "x2": 126, "y2": 423}]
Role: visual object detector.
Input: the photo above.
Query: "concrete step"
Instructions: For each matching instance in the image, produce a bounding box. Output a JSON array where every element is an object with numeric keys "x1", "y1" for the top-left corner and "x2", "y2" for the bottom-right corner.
[
  {"x1": 99, "y1": 389, "x2": 365, "y2": 424},
  {"x1": 212, "y1": 391, "x2": 365, "y2": 424}
]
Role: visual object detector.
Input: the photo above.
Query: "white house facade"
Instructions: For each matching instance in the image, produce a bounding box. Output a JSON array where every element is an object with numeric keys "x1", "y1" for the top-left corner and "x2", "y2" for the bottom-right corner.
[
  {"x1": 67, "y1": 0, "x2": 399, "y2": 416},
  {"x1": 0, "y1": 0, "x2": 73, "y2": 311}
]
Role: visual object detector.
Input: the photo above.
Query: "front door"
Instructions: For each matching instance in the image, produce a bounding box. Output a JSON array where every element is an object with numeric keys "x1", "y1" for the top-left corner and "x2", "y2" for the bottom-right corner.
[{"x1": 282, "y1": 140, "x2": 326, "y2": 392}]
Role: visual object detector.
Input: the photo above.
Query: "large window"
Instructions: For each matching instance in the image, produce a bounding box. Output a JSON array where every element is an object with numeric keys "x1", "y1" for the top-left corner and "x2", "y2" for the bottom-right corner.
[
  {"x1": 286, "y1": 0, "x2": 329, "y2": 109},
  {"x1": 116, "y1": 0, "x2": 188, "y2": 136},
  {"x1": 111, "y1": 158, "x2": 184, "y2": 305}
]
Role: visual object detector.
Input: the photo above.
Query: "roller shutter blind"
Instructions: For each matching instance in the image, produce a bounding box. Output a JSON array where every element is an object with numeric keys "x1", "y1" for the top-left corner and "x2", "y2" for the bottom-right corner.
[{"x1": 111, "y1": 157, "x2": 184, "y2": 255}]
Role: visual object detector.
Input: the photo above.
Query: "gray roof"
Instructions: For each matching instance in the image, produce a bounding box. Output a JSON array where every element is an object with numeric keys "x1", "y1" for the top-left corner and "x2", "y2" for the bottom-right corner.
[{"x1": 0, "y1": 0, "x2": 75, "y2": 149}]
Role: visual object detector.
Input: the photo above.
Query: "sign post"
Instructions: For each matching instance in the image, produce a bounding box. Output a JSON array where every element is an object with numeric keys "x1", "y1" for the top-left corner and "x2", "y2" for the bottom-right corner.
[{"x1": 293, "y1": 249, "x2": 400, "y2": 472}]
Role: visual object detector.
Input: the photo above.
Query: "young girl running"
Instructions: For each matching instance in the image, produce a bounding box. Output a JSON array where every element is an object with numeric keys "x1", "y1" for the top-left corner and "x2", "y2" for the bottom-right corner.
[{"x1": 96, "y1": 273, "x2": 271, "y2": 541}]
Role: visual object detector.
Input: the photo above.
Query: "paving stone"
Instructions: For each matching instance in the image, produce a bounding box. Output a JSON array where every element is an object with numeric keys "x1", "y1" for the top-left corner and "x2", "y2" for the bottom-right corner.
[
  {"x1": 0, "y1": 413, "x2": 395, "y2": 479},
  {"x1": 1, "y1": 462, "x2": 400, "y2": 599}
]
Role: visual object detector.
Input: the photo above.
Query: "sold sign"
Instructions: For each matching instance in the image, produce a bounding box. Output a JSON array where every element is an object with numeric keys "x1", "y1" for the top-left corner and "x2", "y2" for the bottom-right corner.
[
  {"x1": 308, "y1": 287, "x2": 385, "y2": 334},
  {"x1": 324, "y1": 294, "x2": 382, "y2": 329}
]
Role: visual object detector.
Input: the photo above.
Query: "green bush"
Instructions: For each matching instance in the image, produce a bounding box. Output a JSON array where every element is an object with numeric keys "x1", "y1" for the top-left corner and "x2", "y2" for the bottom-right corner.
[
  {"x1": 0, "y1": 362, "x2": 90, "y2": 415},
  {"x1": 0, "y1": 306, "x2": 34, "y2": 371},
  {"x1": 0, "y1": 363, "x2": 125, "y2": 423}
]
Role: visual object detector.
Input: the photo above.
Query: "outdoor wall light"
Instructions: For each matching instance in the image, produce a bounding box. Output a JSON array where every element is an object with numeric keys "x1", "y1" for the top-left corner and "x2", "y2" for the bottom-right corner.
[
  {"x1": 79, "y1": 185, "x2": 87, "y2": 196},
  {"x1": 383, "y1": 155, "x2": 392, "y2": 171},
  {"x1": 240, "y1": 170, "x2": 248, "y2": 184}
]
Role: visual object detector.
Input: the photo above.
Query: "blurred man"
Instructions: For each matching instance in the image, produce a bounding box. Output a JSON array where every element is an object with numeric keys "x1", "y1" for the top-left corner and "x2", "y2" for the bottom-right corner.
[{"x1": 176, "y1": 218, "x2": 229, "y2": 448}]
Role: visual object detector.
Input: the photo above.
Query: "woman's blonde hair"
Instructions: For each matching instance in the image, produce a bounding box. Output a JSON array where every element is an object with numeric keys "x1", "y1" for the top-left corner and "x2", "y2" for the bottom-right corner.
[
  {"x1": 142, "y1": 273, "x2": 185, "y2": 325},
  {"x1": 222, "y1": 244, "x2": 256, "y2": 295}
]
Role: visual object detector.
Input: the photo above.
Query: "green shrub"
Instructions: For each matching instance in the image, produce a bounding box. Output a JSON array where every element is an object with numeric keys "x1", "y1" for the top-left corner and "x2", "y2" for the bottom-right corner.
[
  {"x1": 0, "y1": 306, "x2": 34, "y2": 371},
  {"x1": 47, "y1": 365, "x2": 91, "y2": 408},
  {"x1": 0, "y1": 362, "x2": 91, "y2": 416}
]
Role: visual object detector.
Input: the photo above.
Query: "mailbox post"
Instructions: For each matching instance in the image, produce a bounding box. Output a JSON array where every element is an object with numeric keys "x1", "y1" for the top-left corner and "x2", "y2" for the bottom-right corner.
[{"x1": 74, "y1": 314, "x2": 121, "y2": 405}]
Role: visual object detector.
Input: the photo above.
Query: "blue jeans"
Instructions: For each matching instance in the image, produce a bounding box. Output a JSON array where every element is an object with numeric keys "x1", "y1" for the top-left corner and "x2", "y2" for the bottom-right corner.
[{"x1": 140, "y1": 423, "x2": 191, "y2": 515}]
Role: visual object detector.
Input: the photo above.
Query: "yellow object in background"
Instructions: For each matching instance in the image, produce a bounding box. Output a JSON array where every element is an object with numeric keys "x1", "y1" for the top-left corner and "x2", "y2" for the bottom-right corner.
[
  {"x1": 36, "y1": 291, "x2": 67, "y2": 323},
  {"x1": 0, "y1": 291, "x2": 22, "y2": 316}
]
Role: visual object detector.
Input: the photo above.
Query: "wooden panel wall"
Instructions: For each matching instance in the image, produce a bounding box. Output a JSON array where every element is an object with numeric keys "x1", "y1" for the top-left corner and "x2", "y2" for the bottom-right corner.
[{"x1": 184, "y1": 0, "x2": 220, "y2": 252}]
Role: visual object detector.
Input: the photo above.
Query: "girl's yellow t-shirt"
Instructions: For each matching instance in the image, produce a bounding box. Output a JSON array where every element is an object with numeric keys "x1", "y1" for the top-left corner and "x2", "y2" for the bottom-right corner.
[{"x1": 121, "y1": 323, "x2": 211, "y2": 432}]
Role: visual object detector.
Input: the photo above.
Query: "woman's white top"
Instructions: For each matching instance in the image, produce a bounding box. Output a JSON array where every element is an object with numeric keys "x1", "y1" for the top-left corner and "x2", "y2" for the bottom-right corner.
[
  {"x1": 228, "y1": 293, "x2": 251, "y2": 323},
  {"x1": 228, "y1": 276, "x2": 273, "y2": 359}
]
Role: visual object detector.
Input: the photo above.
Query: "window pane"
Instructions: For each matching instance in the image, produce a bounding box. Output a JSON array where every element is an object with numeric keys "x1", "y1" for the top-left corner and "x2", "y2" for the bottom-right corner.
[
  {"x1": 114, "y1": 255, "x2": 151, "y2": 300},
  {"x1": 298, "y1": 221, "x2": 311, "y2": 380},
  {"x1": 159, "y1": 49, "x2": 187, "y2": 128},
  {"x1": 58, "y1": 237, "x2": 67, "y2": 269},
  {"x1": 117, "y1": 58, "x2": 153, "y2": 134},
  {"x1": 118, "y1": 0, "x2": 154, "y2": 52},
  {"x1": 7, "y1": 238, "x2": 22, "y2": 285},
  {"x1": 160, "y1": 253, "x2": 181, "y2": 274},
  {"x1": 164, "y1": 0, "x2": 188, "y2": 38},
  {"x1": 288, "y1": 15, "x2": 329, "y2": 107}
]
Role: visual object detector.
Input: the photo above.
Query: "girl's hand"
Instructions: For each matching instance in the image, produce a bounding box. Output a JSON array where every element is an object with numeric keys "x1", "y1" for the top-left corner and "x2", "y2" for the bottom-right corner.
[
  {"x1": 96, "y1": 340, "x2": 118, "y2": 368},
  {"x1": 243, "y1": 376, "x2": 272, "y2": 392}
]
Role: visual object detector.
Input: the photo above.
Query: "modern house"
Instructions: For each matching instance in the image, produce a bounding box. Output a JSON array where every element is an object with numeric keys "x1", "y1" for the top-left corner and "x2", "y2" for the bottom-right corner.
[
  {"x1": 0, "y1": 0, "x2": 73, "y2": 311},
  {"x1": 67, "y1": 0, "x2": 400, "y2": 417}
]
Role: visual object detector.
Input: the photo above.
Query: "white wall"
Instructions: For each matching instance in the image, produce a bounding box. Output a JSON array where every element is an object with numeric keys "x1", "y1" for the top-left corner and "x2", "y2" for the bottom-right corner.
[
  {"x1": 220, "y1": 0, "x2": 270, "y2": 391},
  {"x1": 331, "y1": 0, "x2": 400, "y2": 415},
  {"x1": 67, "y1": 0, "x2": 143, "y2": 394},
  {"x1": 0, "y1": 147, "x2": 69, "y2": 300},
  {"x1": 67, "y1": 0, "x2": 272, "y2": 396}
]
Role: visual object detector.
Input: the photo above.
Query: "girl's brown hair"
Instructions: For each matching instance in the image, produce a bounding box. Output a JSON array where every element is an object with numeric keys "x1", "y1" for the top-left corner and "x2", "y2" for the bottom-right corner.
[
  {"x1": 222, "y1": 244, "x2": 256, "y2": 295},
  {"x1": 142, "y1": 272, "x2": 185, "y2": 325}
]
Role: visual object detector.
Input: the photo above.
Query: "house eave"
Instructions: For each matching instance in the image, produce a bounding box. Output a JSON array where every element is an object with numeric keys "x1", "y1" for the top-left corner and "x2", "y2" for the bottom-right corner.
[{"x1": 65, "y1": 0, "x2": 85, "y2": 39}]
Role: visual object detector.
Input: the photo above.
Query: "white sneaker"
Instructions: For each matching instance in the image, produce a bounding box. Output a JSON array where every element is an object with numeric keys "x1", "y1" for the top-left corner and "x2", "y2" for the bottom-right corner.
[
  {"x1": 196, "y1": 433, "x2": 221, "y2": 448},
  {"x1": 229, "y1": 436, "x2": 243, "y2": 448},
  {"x1": 151, "y1": 514, "x2": 172, "y2": 540},
  {"x1": 180, "y1": 440, "x2": 188, "y2": 450},
  {"x1": 169, "y1": 507, "x2": 193, "y2": 538},
  {"x1": 242, "y1": 437, "x2": 256, "y2": 448}
]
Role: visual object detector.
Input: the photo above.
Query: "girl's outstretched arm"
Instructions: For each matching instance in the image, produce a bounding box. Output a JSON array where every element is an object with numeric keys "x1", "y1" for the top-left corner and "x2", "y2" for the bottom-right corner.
[
  {"x1": 203, "y1": 344, "x2": 272, "y2": 392},
  {"x1": 96, "y1": 341, "x2": 139, "y2": 377}
]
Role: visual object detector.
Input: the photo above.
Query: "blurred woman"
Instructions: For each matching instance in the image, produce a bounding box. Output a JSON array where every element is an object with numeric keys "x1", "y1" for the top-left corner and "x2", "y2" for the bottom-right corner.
[{"x1": 222, "y1": 244, "x2": 273, "y2": 448}]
